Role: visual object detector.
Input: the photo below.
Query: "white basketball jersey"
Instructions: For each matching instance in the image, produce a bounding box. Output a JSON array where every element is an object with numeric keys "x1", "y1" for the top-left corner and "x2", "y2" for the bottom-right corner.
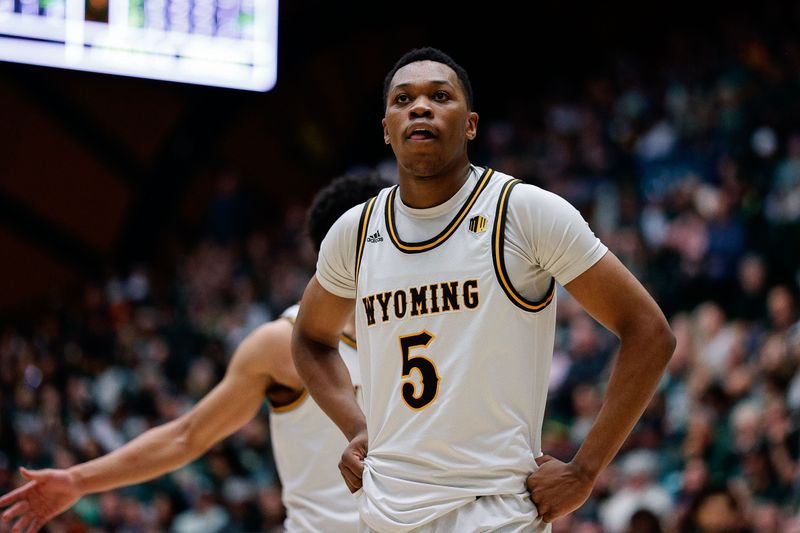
[
  {"x1": 269, "y1": 304, "x2": 361, "y2": 533},
  {"x1": 353, "y1": 168, "x2": 556, "y2": 531}
]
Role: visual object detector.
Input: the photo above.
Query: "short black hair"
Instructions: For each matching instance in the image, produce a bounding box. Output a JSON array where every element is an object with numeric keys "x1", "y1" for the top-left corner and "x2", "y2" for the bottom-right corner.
[
  {"x1": 382, "y1": 47, "x2": 473, "y2": 110},
  {"x1": 306, "y1": 171, "x2": 391, "y2": 251}
]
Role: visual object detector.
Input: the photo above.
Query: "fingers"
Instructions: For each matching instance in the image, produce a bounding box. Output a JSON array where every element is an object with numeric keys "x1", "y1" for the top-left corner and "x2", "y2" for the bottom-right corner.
[
  {"x1": 339, "y1": 462, "x2": 362, "y2": 493},
  {"x1": 0, "y1": 468, "x2": 49, "y2": 508},
  {"x1": 531, "y1": 496, "x2": 553, "y2": 524},
  {"x1": 11, "y1": 513, "x2": 32, "y2": 533},
  {"x1": 534, "y1": 455, "x2": 555, "y2": 467},
  {"x1": 338, "y1": 452, "x2": 364, "y2": 493},
  {"x1": 27, "y1": 518, "x2": 45, "y2": 533},
  {"x1": 2, "y1": 502, "x2": 29, "y2": 522},
  {"x1": 540, "y1": 509, "x2": 566, "y2": 524},
  {"x1": 19, "y1": 468, "x2": 42, "y2": 483},
  {"x1": 346, "y1": 455, "x2": 364, "y2": 477},
  {"x1": 0, "y1": 484, "x2": 33, "y2": 508},
  {"x1": 340, "y1": 447, "x2": 364, "y2": 477}
]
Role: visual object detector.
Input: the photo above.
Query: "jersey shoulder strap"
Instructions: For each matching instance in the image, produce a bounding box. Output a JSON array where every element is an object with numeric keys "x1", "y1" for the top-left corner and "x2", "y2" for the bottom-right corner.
[{"x1": 491, "y1": 179, "x2": 555, "y2": 312}]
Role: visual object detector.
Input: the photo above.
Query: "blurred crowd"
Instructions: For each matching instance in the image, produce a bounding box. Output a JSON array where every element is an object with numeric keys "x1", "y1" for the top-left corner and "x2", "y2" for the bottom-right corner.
[
  {"x1": 0, "y1": 191, "x2": 318, "y2": 532},
  {"x1": 3, "y1": 25, "x2": 800, "y2": 533},
  {"x1": 478, "y1": 29, "x2": 800, "y2": 533}
]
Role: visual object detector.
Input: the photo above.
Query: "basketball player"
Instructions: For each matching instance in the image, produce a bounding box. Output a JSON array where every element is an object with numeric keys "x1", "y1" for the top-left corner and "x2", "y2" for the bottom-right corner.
[
  {"x1": 292, "y1": 47, "x2": 676, "y2": 531},
  {"x1": 0, "y1": 173, "x2": 389, "y2": 533}
]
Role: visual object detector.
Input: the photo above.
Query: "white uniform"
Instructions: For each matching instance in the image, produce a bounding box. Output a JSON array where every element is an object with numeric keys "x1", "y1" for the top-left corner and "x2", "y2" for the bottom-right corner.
[
  {"x1": 269, "y1": 304, "x2": 361, "y2": 533},
  {"x1": 317, "y1": 167, "x2": 607, "y2": 532}
]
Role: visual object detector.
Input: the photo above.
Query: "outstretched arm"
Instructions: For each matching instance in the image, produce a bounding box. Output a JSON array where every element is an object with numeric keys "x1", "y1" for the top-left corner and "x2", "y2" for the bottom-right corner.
[
  {"x1": 292, "y1": 276, "x2": 366, "y2": 492},
  {"x1": 0, "y1": 321, "x2": 286, "y2": 532},
  {"x1": 527, "y1": 252, "x2": 675, "y2": 522}
]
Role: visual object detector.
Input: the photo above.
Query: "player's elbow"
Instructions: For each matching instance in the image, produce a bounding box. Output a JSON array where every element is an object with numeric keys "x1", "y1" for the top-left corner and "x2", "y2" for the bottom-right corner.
[
  {"x1": 290, "y1": 325, "x2": 333, "y2": 372},
  {"x1": 174, "y1": 415, "x2": 208, "y2": 455},
  {"x1": 290, "y1": 326, "x2": 310, "y2": 368},
  {"x1": 647, "y1": 319, "x2": 676, "y2": 366},
  {"x1": 620, "y1": 312, "x2": 675, "y2": 366}
]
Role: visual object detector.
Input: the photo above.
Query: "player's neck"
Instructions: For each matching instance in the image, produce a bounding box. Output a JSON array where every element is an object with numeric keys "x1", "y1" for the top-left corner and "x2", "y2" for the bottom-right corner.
[
  {"x1": 343, "y1": 318, "x2": 356, "y2": 339},
  {"x1": 396, "y1": 160, "x2": 472, "y2": 209}
]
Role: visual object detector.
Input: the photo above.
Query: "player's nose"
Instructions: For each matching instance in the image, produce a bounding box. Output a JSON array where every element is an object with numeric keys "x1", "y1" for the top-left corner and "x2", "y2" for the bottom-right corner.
[{"x1": 409, "y1": 96, "x2": 433, "y2": 119}]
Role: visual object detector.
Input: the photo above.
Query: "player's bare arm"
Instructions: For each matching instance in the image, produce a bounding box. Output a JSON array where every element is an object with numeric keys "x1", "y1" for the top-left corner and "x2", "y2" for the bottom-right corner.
[
  {"x1": 292, "y1": 276, "x2": 367, "y2": 492},
  {"x1": 527, "y1": 251, "x2": 675, "y2": 523},
  {"x1": 0, "y1": 319, "x2": 294, "y2": 533}
]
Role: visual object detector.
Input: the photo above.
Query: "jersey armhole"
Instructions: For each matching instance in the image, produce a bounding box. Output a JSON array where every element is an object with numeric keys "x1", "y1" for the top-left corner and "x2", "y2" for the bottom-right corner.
[
  {"x1": 355, "y1": 196, "x2": 378, "y2": 288},
  {"x1": 491, "y1": 179, "x2": 556, "y2": 312},
  {"x1": 269, "y1": 389, "x2": 309, "y2": 413}
]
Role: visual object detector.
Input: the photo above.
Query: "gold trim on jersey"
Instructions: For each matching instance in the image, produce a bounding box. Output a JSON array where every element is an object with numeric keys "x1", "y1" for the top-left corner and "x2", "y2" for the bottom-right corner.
[
  {"x1": 270, "y1": 389, "x2": 309, "y2": 413},
  {"x1": 340, "y1": 332, "x2": 357, "y2": 349},
  {"x1": 385, "y1": 167, "x2": 494, "y2": 253},
  {"x1": 492, "y1": 179, "x2": 556, "y2": 312},
  {"x1": 355, "y1": 196, "x2": 378, "y2": 286}
]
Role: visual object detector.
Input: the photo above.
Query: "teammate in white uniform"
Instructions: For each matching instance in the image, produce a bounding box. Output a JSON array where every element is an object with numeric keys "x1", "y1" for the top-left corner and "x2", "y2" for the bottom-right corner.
[
  {"x1": 272, "y1": 304, "x2": 361, "y2": 532},
  {"x1": 0, "y1": 173, "x2": 388, "y2": 533},
  {"x1": 292, "y1": 48, "x2": 676, "y2": 532}
]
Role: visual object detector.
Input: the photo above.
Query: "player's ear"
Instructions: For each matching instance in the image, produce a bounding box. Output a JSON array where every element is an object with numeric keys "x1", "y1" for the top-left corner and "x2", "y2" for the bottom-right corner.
[
  {"x1": 382, "y1": 118, "x2": 390, "y2": 145},
  {"x1": 466, "y1": 112, "x2": 478, "y2": 141}
]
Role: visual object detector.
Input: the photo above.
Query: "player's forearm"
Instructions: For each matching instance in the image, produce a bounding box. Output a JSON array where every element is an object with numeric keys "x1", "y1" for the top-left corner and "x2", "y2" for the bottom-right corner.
[
  {"x1": 292, "y1": 333, "x2": 366, "y2": 440},
  {"x1": 68, "y1": 418, "x2": 202, "y2": 495},
  {"x1": 571, "y1": 320, "x2": 674, "y2": 479}
]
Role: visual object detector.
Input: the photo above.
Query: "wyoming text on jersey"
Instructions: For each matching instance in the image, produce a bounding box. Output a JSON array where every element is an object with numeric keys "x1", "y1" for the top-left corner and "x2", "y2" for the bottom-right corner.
[{"x1": 361, "y1": 279, "x2": 479, "y2": 326}]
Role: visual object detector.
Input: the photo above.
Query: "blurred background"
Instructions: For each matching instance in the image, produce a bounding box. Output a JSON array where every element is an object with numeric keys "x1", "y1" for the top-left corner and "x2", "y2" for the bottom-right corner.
[{"x1": 2, "y1": 1, "x2": 800, "y2": 531}]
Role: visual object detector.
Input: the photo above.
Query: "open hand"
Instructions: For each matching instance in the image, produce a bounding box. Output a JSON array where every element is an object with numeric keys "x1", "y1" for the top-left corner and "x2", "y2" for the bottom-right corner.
[
  {"x1": 0, "y1": 467, "x2": 82, "y2": 533},
  {"x1": 526, "y1": 455, "x2": 594, "y2": 523},
  {"x1": 339, "y1": 431, "x2": 368, "y2": 493}
]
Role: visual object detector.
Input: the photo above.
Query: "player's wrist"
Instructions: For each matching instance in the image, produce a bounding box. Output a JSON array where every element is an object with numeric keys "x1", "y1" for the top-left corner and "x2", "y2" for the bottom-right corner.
[
  {"x1": 345, "y1": 423, "x2": 368, "y2": 442},
  {"x1": 65, "y1": 465, "x2": 91, "y2": 495},
  {"x1": 569, "y1": 456, "x2": 601, "y2": 483}
]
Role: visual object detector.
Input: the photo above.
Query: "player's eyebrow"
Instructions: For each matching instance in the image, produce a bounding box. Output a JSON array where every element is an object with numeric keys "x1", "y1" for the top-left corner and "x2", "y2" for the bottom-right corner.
[{"x1": 392, "y1": 80, "x2": 453, "y2": 90}]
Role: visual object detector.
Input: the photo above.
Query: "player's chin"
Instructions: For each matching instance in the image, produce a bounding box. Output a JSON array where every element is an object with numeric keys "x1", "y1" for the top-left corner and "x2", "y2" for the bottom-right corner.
[
  {"x1": 400, "y1": 138, "x2": 440, "y2": 154},
  {"x1": 398, "y1": 155, "x2": 447, "y2": 178}
]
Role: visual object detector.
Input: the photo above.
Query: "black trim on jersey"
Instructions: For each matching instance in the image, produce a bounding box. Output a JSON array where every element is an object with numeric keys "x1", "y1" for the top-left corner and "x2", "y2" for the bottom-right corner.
[
  {"x1": 492, "y1": 179, "x2": 556, "y2": 312},
  {"x1": 268, "y1": 388, "x2": 309, "y2": 413},
  {"x1": 385, "y1": 167, "x2": 494, "y2": 254},
  {"x1": 355, "y1": 196, "x2": 378, "y2": 286}
]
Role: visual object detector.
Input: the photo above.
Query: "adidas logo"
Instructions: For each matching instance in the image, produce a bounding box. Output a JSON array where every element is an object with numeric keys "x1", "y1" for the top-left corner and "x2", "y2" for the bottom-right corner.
[{"x1": 366, "y1": 230, "x2": 383, "y2": 243}]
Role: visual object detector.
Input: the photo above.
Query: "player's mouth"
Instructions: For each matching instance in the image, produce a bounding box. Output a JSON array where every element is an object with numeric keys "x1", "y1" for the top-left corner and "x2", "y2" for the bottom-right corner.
[{"x1": 405, "y1": 124, "x2": 437, "y2": 141}]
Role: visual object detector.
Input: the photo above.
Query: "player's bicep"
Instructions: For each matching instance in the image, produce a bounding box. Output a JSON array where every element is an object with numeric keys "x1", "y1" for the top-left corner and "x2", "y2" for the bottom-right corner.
[
  {"x1": 510, "y1": 185, "x2": 606, "y2": 286},
  {"x1": 181, "y1": 335, "x2": 274, "y2": 448},
  {"x1": 295, "y1": 275, "x2": 354, "y2": 348},
  {"x1": 563, "y1": 252, "x2": 668, "y2": 338},
  {"x1": 316, "y1": 204, "x2": 361, "y2": 299},
  {"x1": 179, "y1": 377, "x2": 264, "y2": 451}
]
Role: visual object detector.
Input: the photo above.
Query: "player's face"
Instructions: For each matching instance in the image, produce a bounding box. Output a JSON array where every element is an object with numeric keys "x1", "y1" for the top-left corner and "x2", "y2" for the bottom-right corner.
[{"x1": 383, "y1": 61, "x2": 478, "y2": 178}]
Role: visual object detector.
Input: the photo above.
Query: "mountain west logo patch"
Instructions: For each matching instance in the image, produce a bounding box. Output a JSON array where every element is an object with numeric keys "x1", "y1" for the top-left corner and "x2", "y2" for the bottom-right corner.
[
  {"x1": 367, "y1": 230, "x2": 383, "y2": 243},
  {"x1": 468, "y1": 215, "x2": 487, "y2": 234}
]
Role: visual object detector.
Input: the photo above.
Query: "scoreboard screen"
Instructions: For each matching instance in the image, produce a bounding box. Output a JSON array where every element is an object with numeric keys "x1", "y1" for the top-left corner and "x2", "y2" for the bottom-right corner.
[{"x1": 0, "y1": 0, "x2": 278, "y2": 91}]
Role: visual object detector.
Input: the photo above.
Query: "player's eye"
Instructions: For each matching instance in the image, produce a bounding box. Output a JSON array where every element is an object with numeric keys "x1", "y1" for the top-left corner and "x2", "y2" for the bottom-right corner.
[
  {"x1": 433, "y1": 91, "x2": 450, "y2": 101},
  {"x1": 394, "y1": 93, "x2": 410, "y2": 104}
]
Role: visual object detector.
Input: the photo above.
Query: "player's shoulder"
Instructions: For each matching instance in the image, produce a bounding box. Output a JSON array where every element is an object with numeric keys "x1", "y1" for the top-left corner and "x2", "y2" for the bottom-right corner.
[
  {"x1": 231, "y1": 316, "x2": 294, "y2": 375},
  {"x1": 491, "y1": 173, "x2": 578, "y2": 216},
  {"x1": 330, "y1": 195, "x2": 382, "y2": 233},
  {"x1": 249, "y1": 316, "x2": 294, "y2": 344},
  {"x1": 345, "y1": 184, "x2": 392, "y2": 219},
  {"x1": 322, "y1": 187, "x2": 393, "y2": 247}
]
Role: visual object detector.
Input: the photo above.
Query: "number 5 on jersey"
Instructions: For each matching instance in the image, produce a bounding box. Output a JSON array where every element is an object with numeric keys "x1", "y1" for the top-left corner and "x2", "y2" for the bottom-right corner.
[{"x1": 399, "y1": 330, "x2": 440, "y2": 410}]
